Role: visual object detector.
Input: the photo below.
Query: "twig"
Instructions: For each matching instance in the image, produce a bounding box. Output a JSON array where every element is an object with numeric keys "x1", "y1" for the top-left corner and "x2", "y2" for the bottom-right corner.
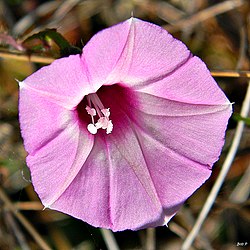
[
  {"x1": 0, "y1": 187, "x2": 52, "y2": 250},
  {"x1": 229, "y1": 164, "x2": 250, "y2": 203},
  {"x1": 12, "y1": 1, "x2": 60, "y2": 36},
  {"x1": 181, "y1": 80, "x2": 250, "y2": 250},
  {"x1": 5, "y1": 210, "x2": 31, "y2": 250},
  {"x1": 49, "y1": 0, "x2": 82, "y2": 23},
  {"x1": 0, "y1": 50, "x2": 250, "y2": 79},
  {"x1": 15, "y1": 201, "x2": 43, "y2": 210},
  {"x1": 48, "y1": 225, "x2": 72, "y2": 250},
  {"x1": 146, "y1": 228, "x2": 156, "y2": 250},
  {"x1": 170, "y1": 208, "x2": 213, "y2": 250},
  {"x1": 164, "y1": 0, "x2": 245, "y2": 33},
  {"x1": 169, "y1": 222, "x2": 187, "y2": 239},
  {"x1": 24, "y1": 0, "x2": 82, "y2": 39},
  {"x1": 100, "y1": 228, "x2": 120, "y2": 250},
  {"x1": 0, "y1": 50, "x2": 54, "y2": 64},
  {"x1": 135, "y1": 0, "x2": 185, "y2": 23},
  {"x1": 236, "y1": 25, "x2": 247, "y2": 70},
  {"x1": 211, "y1": 70, "x2": 250, "y2": 78},
  {"x1": 0, "y1": 0, "x2": 15, "y2": 28}
]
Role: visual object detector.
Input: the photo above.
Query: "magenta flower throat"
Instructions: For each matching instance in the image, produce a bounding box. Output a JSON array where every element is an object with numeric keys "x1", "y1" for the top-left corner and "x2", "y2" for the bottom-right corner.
[{"x1": 19, "y1": 18, "x2": 232, "y2": 231}]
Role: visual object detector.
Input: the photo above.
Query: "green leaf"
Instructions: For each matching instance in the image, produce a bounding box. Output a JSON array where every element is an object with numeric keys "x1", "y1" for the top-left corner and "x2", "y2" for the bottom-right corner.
[
  {"x1": 23, "y1": 29, "x2": 81, "y2": 57},
  {"x1": 232, "y1": 113, "x2": 250, "y2": 125}
]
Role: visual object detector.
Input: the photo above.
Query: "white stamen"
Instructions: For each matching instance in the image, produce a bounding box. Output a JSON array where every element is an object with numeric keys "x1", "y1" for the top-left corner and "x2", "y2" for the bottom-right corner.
[
  {"x1": 86, "y1": 106, "x2": 96, "y2": 116},
  {"x1": 106, "y1": 120, "x2": 113, "y2": 134},
  {"x1": 101, "y1": 108, "x2": 110, "y2": 118},
  {"x1": 87, "y1": 124, "x2": 98, "y2": 134},
  {"x1": 96, "y1": 117, "x2": 109, "y2": 129},
  {"x1": 85, "y1": 94, "x2": 113, "y2": 134}
]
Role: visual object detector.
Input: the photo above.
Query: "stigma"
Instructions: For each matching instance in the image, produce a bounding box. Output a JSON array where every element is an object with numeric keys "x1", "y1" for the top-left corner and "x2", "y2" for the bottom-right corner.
[{"x1": 85, "y1": 93, "x2": 113, "y2": 135}]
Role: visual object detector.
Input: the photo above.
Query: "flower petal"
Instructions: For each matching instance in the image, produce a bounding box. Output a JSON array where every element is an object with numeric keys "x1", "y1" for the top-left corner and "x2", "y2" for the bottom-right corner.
[
  {"x1": 50, "y1": 136, "x2": 112, "y2": 228},
  {"x1": 82, "y1": 18, "x2": 190, "y2": 86},
  {"x1": 81, "y1": 19, "x2": 132, "y2": 85},
  {"x1": 134, "y1": 93, "x2": 231, "y2": 117},
  {"x1": 19, "y1": 54, "x2": 98, "y2": 109},
  {"x1": 133, "y1": 127, "x2": 212, "y2": 221},
  {"x1": 137, "y1": 56, "x2": 231, "y2": 105},
  {"x1": 50, "y1": 114, "x2": 165, "y2": 231},
  {"x1": 19, "y1": 87, "x2": 70, "y2": 154},
  {"x1": 128, "y1": 91, "x2": 231, "y2": 166},
  {"x1": 19, "y1": 87, "x2": 94, "y2": 207},
  {"x1": 26, "y1": 122, "x2": 94, "y2": 207}
]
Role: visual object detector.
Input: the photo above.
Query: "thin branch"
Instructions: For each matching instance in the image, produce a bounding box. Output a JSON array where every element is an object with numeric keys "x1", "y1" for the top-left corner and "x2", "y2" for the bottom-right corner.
[
  {"x1": 48, "y1": 225, "x2": 72, "y2": 250},
  {"x1": 169, "y1": 222, "x2": 187, "y2": 239},
  {"x1": 100, "y1": 228, "x2": 120, "y2": 250},
  {"x1": 211, "y1": 70, "x2": 250, "y2": 78},
  {"x1": 229, "y1": 164, "x2": 250, "y2": 203},
  {"x1": 164, "y1": 0, "x2": 246, "y2": 33},
  {"x1": 0, "y1": 0, "x2": 15, "y2": 28},
  {"x1": 0, "y1": 187, "x2": 52, "y2": 250},
  {"x1": 236, "y1": 25, "x2": 247, "y2": 70},
  {"x1": 15, "y1": 201, "x2": 43, "y2": 210},
  {"x1": 22, "y1": 0, "x2": 82, "y2": 41},
  {"x1": 0, "y1": 50, "x2": 250, "y2": 79},
  {"x1": 49, "y1": 0, "x2": 82, "y2": 24},
  {"x1": 146, "y1": 228, "x2": 156, "y2": 250},
  {"x1": 169, "y1": 208, "x2": 213, "y2": 250},
  {"x1": 181, "y1": 80, "x2": 250, "y2": 250},
  {"x1": 12, "y1": 1, "x2": 60, "y2": 36},
  {"x1": 0, "y1": 50, "x2": 54, "y2": 64},
  {"x1": 5, "y1": 211, "x2": 31, "y2": 250}
]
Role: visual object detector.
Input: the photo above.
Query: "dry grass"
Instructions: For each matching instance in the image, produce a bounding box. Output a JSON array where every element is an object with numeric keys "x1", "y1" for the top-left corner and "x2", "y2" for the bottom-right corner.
[{"x1": 0, "y1": 1, "x2": 249, "y2": 249}]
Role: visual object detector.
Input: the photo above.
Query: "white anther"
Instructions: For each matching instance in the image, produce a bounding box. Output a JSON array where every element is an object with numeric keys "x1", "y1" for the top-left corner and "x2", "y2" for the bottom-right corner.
[
  {"x1": 101, "y1": 108, "x2": 110, "y2": 118},
  {"x1": 106, "y1": 120, "x2": 113, "y2": 134},
  {"x1": 96, "y1": 117, "x2": 109, "y2": 129},
  {"x1": 86, "y1": 106, "x2": 96, "y2": 116},
  {"x1": 85, "y1": 93, "x2": 113, "y2": 135},
  {"x1": 87, "y1": 124, "x2": 97, "y2": 134}
]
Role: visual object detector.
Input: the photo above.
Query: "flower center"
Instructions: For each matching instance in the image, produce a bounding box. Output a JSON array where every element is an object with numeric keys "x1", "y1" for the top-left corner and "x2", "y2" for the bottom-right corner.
[{"x1": 85, "y1": 93, "x2": 113, "y2": 135}]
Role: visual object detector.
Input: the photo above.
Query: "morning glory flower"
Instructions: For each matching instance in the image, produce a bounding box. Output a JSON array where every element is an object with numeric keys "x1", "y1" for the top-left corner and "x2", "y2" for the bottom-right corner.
[{"x1": 19, "y1": 18, "x2": 232, "y2": 231}]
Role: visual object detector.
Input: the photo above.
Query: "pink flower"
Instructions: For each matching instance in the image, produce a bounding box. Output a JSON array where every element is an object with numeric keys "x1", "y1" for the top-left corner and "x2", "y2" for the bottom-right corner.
[{"x1": 19, "y1": 18, "x2": 232, "y2": 231}]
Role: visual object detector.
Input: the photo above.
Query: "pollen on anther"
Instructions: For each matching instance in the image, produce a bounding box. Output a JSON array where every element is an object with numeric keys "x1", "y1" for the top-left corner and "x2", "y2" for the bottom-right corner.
[
  {"x1": 106, "y1": 120, "x2": 113, "y2": 134},
  {"x1": 101, "y1": 108, "x2": 110, "y2": 117},
  {"x1": 87, "y1": 124, "x2": 97, "y2": 134},
  {"x1": 85, "y1": 94, "x2": 113, "y2": 134},
  {"x1": 86, "y1": 106, "x2": 96, "y2": 116}
]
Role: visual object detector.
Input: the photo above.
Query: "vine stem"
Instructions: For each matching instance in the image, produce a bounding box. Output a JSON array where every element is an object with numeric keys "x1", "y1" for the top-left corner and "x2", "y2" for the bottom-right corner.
[
  {"x1": 100, "y1": 229, "x2": 120, "y2": 250},
  {"x1": 0, "y1": 187, "x2": 52, "y2": 250},
  {"x1": 181, "y1": 80, "x2": 250, "y2": 250}
]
